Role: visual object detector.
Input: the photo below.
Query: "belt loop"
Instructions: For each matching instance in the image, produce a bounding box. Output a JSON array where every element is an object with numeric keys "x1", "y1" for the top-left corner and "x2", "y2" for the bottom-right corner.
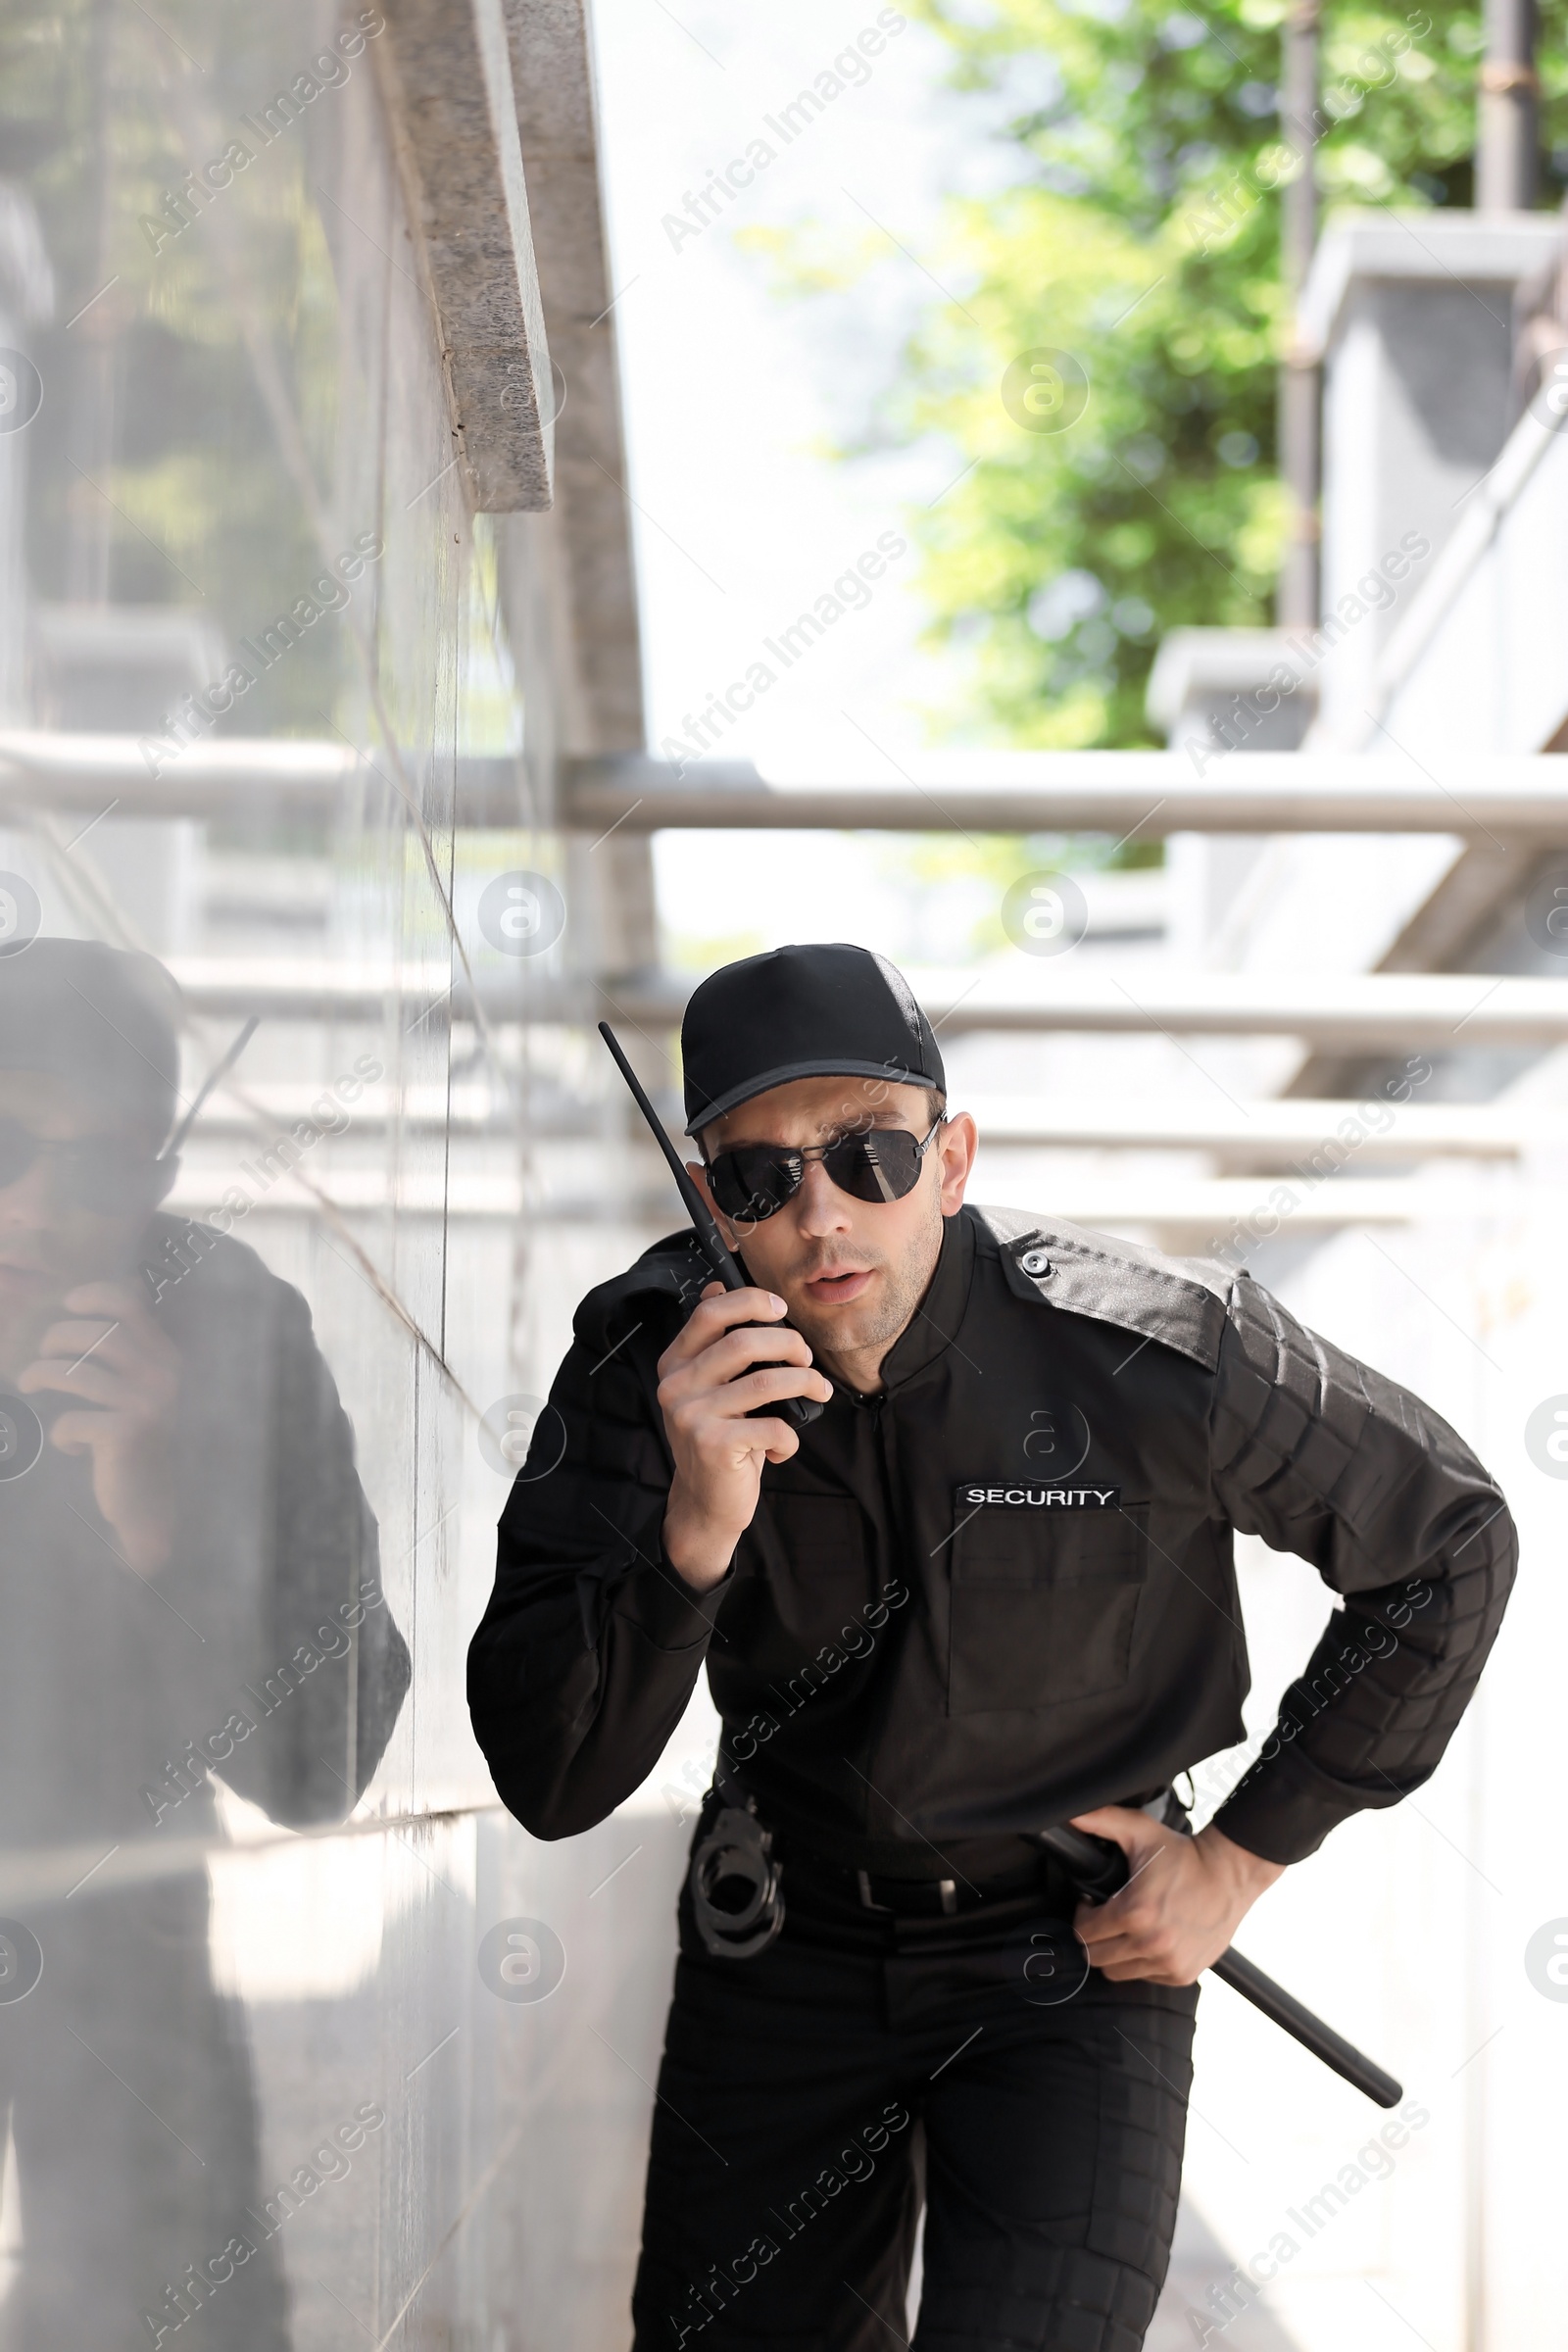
[
  {"x1": 858, "y1": 1869, "x2": 893, "y2": 1914},
  {"x1": 938, "y1": 1880, "x2": 957, "y2": 1917}
]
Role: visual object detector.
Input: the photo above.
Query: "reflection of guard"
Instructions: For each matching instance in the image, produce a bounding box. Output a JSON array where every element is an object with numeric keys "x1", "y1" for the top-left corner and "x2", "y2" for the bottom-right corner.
[
  {"x1": 0, "y1": 1390, "x2": 42, "y2": 1478},
  {"x1": 0, "y1": 940, "x2": 411, "y2": 2348},
  {"x1": 470, "y1": 943, "x2": 1515, "y2": 2351}
]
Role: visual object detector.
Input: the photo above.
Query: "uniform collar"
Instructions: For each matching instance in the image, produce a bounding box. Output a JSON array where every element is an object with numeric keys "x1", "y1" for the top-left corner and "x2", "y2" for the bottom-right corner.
[{"x1": 856, "y1": 1206, "x2": 977, "y2": 1396}]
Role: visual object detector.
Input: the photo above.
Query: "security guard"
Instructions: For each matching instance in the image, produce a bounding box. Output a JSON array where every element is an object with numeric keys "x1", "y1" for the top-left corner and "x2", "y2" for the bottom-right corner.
[
  {"x1": 0, "y1": 939, "x2": 410, "y2": 2345},
  {"x1": 467, "y1": 943, "x2": 1514, "y2": 2352}
]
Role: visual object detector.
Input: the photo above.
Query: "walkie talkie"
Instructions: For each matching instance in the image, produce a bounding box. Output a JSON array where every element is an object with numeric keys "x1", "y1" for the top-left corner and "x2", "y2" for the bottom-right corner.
[{"x1": 598, "y1": 1023, "x2": 827, "y2": 1429}]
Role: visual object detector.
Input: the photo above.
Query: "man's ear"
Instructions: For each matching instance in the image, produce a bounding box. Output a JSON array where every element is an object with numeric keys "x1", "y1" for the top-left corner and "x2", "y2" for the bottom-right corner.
[{"x1": 936, "y1": 1113, "x2": 978, "y2": 1216}]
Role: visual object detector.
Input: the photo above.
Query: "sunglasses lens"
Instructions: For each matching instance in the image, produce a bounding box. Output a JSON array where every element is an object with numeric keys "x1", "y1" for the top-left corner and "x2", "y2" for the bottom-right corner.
[
  {"x1": 710, "y1": 1128, "x2": 933, "y2": 1218},
  {"x1": 0, "y1": 1118, "x2": 156, "y2": 1213},
  {"x1": 709, "y1": 1148, "x2": 801, "y2": 1224},
  {"x1": 824, "y1": 1130, "x2": 924, "y2": 1204}
]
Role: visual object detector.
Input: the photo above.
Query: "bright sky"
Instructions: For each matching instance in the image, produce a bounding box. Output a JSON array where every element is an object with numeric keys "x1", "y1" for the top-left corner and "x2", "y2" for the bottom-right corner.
[{"x1": 590, "y1": 0, "x2": 1025, "y2": 967}]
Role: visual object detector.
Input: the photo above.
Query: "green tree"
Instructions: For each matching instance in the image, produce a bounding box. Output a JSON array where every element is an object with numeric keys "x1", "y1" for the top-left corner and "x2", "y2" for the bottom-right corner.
[{"x1": 766, "y1": 0, "x2": 1567, "y2": 751}]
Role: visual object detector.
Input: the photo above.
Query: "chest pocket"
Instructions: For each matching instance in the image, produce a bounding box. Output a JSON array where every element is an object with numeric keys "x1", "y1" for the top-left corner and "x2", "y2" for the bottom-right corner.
[{"x1": 948, "y1": 1507, "x2": 1146, "y2": 1715}]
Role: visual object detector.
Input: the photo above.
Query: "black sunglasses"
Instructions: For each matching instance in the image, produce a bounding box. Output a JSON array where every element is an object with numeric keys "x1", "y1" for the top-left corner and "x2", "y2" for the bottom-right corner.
[
  {"x1": 0, "y1": 1114, "x2": 162, "y2": 1216},
  {"x1": 705, "y1": 1116, "x2": 944, "y2": 1226}
]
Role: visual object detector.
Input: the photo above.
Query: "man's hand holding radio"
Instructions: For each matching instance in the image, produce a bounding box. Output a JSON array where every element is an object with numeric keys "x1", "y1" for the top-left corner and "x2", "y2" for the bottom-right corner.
[
  {"x1": 658, "y1": 1282, "x2": 831, "y2": 1592},
  {"x1": 19, "y1": 1278, "x2": 181, "y2": 1574}
]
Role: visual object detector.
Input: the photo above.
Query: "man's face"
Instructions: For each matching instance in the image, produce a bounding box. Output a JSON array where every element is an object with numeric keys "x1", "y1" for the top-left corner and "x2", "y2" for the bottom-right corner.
[
  {"x1": 688, "y1": 1075, "x2": 978, "y2": 1373},
  {"x1": 0, "y1": 1071, "x2": 168, "y2": 1348}
]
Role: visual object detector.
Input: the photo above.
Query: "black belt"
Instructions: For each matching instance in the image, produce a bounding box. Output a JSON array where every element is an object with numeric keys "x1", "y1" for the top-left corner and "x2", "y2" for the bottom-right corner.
[
  {"x1": 776, "y1": 1829, "x2": 1075, "y2": 1922},
  {"x1": 786, "y1": 1786, "x2": 1180, "y2": 1919},
  {"x1": 849, "y1": 1861, "x2": 1044, "y2": 1918},
  {"x1": 691, "y1": 1773, "x2": 1181, "y2": 1955}
]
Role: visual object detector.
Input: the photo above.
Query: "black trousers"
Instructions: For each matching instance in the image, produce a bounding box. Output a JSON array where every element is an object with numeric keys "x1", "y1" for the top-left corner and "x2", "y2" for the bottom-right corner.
[{"x1": 631, "y1": 1841, "x2": 1198, "y2": 2352}]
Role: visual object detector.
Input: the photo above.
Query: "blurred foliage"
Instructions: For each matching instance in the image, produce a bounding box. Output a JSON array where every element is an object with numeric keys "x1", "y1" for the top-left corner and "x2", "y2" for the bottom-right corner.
[
  {"x1": 751, "y1": 0, "x2": 1568, "y2": 753},
  {"x1": 0, "y1": 0, "x2": 359, "y2": 737}
]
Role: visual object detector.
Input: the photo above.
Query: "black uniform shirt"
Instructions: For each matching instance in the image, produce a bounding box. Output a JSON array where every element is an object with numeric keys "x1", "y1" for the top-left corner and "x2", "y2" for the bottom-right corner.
[
  {"x1": 467, "y1": 1203, "x2": 1514, "y2": 1869},
  {"x1": 0, "y1": 1212, "x2": 411, "y2": 1860}
]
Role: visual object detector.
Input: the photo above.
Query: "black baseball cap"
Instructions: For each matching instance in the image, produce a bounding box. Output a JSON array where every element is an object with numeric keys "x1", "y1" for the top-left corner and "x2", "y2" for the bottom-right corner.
[
  {"x1": 681, "y1": 943, "x2": 946, "y2": 1135},
  {"x1": 0, "y1": 938, "x2": 182, "y2": 1144}
]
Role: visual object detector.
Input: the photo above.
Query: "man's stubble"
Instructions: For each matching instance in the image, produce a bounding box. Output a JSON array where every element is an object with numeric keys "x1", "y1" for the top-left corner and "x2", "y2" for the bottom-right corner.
[{"x1": 778, "y1": 1177, "x2": 946, "y2": 1374}]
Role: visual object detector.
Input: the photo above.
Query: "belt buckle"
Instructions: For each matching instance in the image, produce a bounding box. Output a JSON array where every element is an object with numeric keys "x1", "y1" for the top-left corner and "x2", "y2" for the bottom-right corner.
[{"x1": 857, "y1": 1870, "x2": 957, "y2": 1917}]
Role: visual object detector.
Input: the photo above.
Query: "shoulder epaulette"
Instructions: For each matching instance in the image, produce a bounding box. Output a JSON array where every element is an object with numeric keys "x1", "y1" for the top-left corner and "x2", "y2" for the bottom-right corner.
[
  {"x1": 571, "y1": 1229, "x2": 712, "y2": 1355},
  {"x1": 970, "y1": 1201, "x2": 1232, "y2": 1373}
]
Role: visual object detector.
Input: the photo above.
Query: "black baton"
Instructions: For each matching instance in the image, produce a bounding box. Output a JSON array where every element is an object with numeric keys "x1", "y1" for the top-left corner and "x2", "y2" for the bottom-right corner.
[{"x1": 1035, "y1": 1822, "x2": 1403, "y2": 2110}]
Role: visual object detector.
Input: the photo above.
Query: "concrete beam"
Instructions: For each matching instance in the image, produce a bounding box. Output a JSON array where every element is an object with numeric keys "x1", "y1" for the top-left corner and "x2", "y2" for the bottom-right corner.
[
  {"x1": 1297, "y1": 211, "x2": 1564, "y2": 362},
  {"x1": 1282, "y1": 840, "x2": 1548, "y2": 1097},
  {"x1": 9, "y1": 735, "x2": 1568, "y2": 838},
  {"x1": 963, "y1": 1096, "x2": 1542, "y2": 1160},
  {"x1": 186, "y1": 1082, "x2": 593, "y2": 1137},
  {"x1": 560, "y1": 751, "x2": 1568, "y2": 841},
  {"x1": 1146, "y1": 628, "x2": 1315, "y2": 748},
  {"x1": 374, "y1": 0, "x2": 554, "y2": 511},
  {"x1": 501, "y1": 0, "x2": 644, "y2": 757},
  {"x1": 1299, "y1": 212, "x2": 1566, "y2": 739},
  {"x1": 165, "y1": 1166, "x2": 674, "y2": 1221},
  {"x1": 0, "y1": 733, "x2": 525, "y2": 824},
  {"x1": 976, "y1": 1178, "x2": 1485, "y2": 1233},
  {"x1": 492, "y1": 0, "x2": 655, "y2": 948},
  {"x1": 158, "y1": 957, "x2": 1568, "y2": 1050}
]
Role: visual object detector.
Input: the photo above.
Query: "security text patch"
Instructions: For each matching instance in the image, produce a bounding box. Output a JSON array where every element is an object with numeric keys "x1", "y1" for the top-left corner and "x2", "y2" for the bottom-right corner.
[{"x1": 956, "y1": 1485, "x2": 1122, "y2": 1509}]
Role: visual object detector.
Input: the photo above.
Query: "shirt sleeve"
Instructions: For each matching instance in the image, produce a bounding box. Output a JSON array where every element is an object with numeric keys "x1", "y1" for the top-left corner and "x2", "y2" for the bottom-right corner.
[
  {"x1": 466, "y1": 1330, "x2": 727, "y2": 1839},
  {"x1": 1206, "y1": 1273, "x2": 1516, "y2": 1867},
  {"x1": 215, "y1": 1270, "x2": 412, "y2": 1828}
]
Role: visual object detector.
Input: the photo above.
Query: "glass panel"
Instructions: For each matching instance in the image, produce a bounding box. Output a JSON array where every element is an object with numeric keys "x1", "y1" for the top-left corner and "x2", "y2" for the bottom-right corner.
[{"x1": 0, "y1": 6, "x2": 674, "y2": 2340}]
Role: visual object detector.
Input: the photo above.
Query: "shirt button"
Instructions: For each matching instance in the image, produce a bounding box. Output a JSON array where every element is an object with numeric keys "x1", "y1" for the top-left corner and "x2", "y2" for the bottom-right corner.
[{"x1": 1020, "y1": 1249, "x2": 1052, "y2": 1276}]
